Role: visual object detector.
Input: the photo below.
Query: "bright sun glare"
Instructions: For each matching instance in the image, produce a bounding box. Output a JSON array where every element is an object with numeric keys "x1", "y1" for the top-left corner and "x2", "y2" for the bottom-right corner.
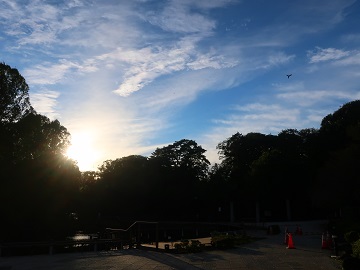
[{"x1": 66, "y1": 132, "x2": 100, "y2": 171}]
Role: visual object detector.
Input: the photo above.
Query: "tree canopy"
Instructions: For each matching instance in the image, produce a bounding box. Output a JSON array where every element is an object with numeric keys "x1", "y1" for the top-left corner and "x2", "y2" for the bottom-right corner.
[
  {"x1": 0, "y1": 63, "x2": 80, "y2": 241},
  {"x1": 150, "y1": 139, "x2": 210, "y2": 180},
  {"x1": 12, "y1": 113, "x2": 71, "y2": 162},
  {"x1": 0, "y1": 62, "x2": 34, "y2": 123}
]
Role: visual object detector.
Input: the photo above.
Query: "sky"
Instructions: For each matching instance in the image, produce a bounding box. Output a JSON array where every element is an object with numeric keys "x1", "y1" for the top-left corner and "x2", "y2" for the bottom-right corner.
[{"x1": 1, "y1": 0, "x2": 360, "y2": 171}]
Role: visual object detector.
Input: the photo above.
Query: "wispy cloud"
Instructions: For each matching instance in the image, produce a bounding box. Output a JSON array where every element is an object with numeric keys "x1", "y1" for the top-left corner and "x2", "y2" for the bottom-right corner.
[
  {"x1": 277, "y1": 90, "x2": 360, "y2": 106},
  {"x1": 272, "y1": 82, "x2": 305, "y2": 92},
  {"x1": 108, "y1": 0, "x2": 237, "y2": 97},
  {"x1": 31, "y1": 89, "x2": 60, "y2": 120},
  {"x1": 200, "y1": 103, "x2": 304, "y2": 163},
  {"x1": 110, "y1": 45, "x2": 192, "y2": 97},
  {"x1": 111, "y1": 42, "x2": 239, "y2": 97},
  {"x1": 334, "y1": 50, "x2": 360, "y2": 66},
  {"x1": 0, "y1": 0, "x2": 83, "y2": 45},
  {"x1": 0, "y1": 0, "x2": 140, "y2": 51},
  {"x1": 145, "y1": 2, "x2": 216, "y2": 34},
  {"x1": 2, "y1": 0, "x2": 238, "y2": 99},
  {"x1": 24, "y1": 58, "x2": 99, "y2": 85},
  {"x1": 24, "y1": 60, "x2": 80, "y2": 85},
  {"x1": 307, "y1": 47, "x2": 350, "y2": 63},
  {"x1": 267, "y1": 52, "x2": 295, "y2": 66}
]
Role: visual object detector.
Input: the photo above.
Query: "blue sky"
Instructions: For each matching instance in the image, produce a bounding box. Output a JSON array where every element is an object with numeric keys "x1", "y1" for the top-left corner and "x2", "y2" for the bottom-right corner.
[{"x1": 1, "y1": 0, "x2": 360, "y2": 171}]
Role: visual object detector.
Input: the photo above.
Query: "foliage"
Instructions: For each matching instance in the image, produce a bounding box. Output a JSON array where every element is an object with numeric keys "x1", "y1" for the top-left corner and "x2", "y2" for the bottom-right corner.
[
  {"x1": 174, "y1": 239, "x2": 189, "y2": 251},
  {"x1": 0, "y1": 63, "x2": 80, "y2": 242},
  {"x1": 174, "y1": 239, "x2": 204, "y2": 253},
  {"x1": 80, "y1": 171, "x2": 99, "y2": 191},
  {"x1": 211, "y1": 231, "x2": 254, "y2": 249},
  {"x1": 150, "y1": 139, "x2": 210, "y2": 181},
  {"x1": 211, "y1": 232, "x2": 235, "y2": 249},
  {"x1": 217, "y1": 132, "x2": 276, "y2": 175},
  {"x1": 313, "y1": 145, "x2": 360, "y2": 211},
  {"x1": 95, "y1": 155, "x2": 151, "y2": 217},
  {"x1": 149, "y1": 140, "x2": 210, "y2": 219},
  {"x1": 0, "y1": 62, "x2": 34, "y2": 123},
  {"x1": 320, "y1": 100, "x2": 360, "y2": 140},
  {"x1": 353, "y1": 239, "x2": 360, "y2": 259},
  {"x1": 13, "y1": 113, "x2": 71, "y2": 160},
  {"x1": 345, "y1": 231, "x2": 360, "y2": 244}
]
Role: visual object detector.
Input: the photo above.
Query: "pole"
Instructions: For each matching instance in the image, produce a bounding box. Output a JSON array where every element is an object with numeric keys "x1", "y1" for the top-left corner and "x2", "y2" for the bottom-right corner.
[{"x1": 155, "y1": 223, "x2": 159, "y2": 250}]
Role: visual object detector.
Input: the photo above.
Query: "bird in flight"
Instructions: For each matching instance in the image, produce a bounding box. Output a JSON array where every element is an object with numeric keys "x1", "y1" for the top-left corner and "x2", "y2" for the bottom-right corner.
[{"x1": 286, "y1": 74, "x2": 292, "y2": 78}]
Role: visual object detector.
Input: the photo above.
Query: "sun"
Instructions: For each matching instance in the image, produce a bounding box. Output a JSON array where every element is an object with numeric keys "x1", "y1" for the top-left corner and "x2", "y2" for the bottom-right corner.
[{"x1": 66, "y1": 132, "x2": 100, "y2": 171}]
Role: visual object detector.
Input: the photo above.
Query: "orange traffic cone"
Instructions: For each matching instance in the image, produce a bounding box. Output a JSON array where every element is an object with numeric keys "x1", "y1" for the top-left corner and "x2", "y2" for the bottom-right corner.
[
  {"x1": 298, "y1": 226, "x2": 303, "y2": 236},
  {"x1": 321, "y1": 233, "x2": 328, "y2": 249},
  {"x1": 287, "y1": 233, "x2": 295, "y2": 249}
]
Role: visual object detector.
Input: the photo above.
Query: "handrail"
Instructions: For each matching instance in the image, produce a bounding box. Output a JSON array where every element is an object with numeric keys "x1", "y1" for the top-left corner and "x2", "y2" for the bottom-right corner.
[
  {"x1": 1, "y1": 221, "x2": 244, "y2": 256},
  {"x1": 105, "y1": 220, "x2": 159, "y2": 249},
  {"x1": 105, "y1": 220, "x2": 159, "y2": 232}
]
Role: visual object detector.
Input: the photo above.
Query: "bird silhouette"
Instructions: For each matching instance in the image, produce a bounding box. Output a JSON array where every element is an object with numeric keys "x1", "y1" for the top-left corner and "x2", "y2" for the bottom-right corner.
[{"x1": 286, "y1": 74, "x2": 292, "y2": 78}]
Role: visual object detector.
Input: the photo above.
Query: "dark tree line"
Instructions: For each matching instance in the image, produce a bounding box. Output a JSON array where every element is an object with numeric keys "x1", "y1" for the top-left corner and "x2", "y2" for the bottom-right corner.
[
  {"x1": 0, "y1": 63, "x2": 80, "y2": 241},
  {"x1": 1, "y1": 62, "x2": 359, "y2": 242}
]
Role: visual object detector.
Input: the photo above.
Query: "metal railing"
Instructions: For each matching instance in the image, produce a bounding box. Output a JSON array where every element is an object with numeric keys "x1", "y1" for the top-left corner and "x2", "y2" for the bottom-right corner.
[
  {"x1": 105, "y1": 220, "x2": 159, "y2": 249},
  {"x1": 1, "y1": 221, "x2": 244, "y2": 256}
]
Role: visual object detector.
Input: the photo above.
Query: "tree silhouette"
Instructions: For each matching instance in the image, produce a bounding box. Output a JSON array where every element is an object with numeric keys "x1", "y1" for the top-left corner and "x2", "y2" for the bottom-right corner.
[
  {"x1": 12, "y1": 113, "x2": 71, "y2": 161},
  {"x1": 0, "y1": 63, "x2": 81, "y2": 241},
  {"x1": 0, "y1": 62, "x2": 34, "y2": 123},
  {"x1": 148, "y1": 139, "x2": 210, "y2": 220}
]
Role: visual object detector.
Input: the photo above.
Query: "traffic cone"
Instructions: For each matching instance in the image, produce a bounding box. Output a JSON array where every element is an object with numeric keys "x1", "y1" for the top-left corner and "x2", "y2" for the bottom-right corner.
[
  {"x1": 298, "y1": 226, "x2": 303, "y2": 236},
  {"x1": 287, "y1": 233, "x2": 295, "y2": 249},
  {"x1": 321, "y1": 233, "x2": 328, "y2": 249}
]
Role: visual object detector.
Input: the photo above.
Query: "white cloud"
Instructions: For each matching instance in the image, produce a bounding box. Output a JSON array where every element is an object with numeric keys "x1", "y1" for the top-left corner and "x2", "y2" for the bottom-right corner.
[
  {"x1": 2, "y1": 0, "x2": 240, "y2": 100},
  {"x1": 111, "y1": 37, "x2": 239, "y2": 97},
  {"x1": 24, "y1": 59, "x2": 99, "y2": 85},
  {"x1": 144, "y1": 0, "x2": 224, "y2": 34},
  {"x1": 228, "y1": 103, "x2": 299, "y2": 132},
  {"x1": 306, "y1": 109, "x2": 329, "y2": 124},
  {"x1": 334, "y1": 51, "x2": 360, "y2": 66},
  {"x1": 272, "y1": 82, "x2": 305, "y2": 92},
  {"x1": 200, "y1": 103, "x2": 303, "y2": 164},
  {"x1": 137, "y1": 64, "x2": 250, "y2": 115},
  {"x1": 187, "y1": 52, "x2": 238, "y2": 70},
  {"x1": 233, "y1": 103, "x2": 299, "y2": 124},
  {"x1": 1, "y1": 0, "x2": 67, "y2": 45},
  {"x1": 267, "y1": 52, "x2": 295, "y2": 67},
  {"x1": 108, "y1": 0, "x2": 238, "y2": 98},
  {"x1": 0, "y1": 0, "x2": 139, "y2": 50},
  {"x1": 307, "y1": 47, "x2": 350, "y2": 63},
  {"x1": 24, "y1": 60, "x2": 79, "y2": 85},
  {"x1": 30, "y1": 89, "x2": 60, "y2": 120},
  {"x1": 277, "y1": 90, "x2": 360, "y2": 106}
]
